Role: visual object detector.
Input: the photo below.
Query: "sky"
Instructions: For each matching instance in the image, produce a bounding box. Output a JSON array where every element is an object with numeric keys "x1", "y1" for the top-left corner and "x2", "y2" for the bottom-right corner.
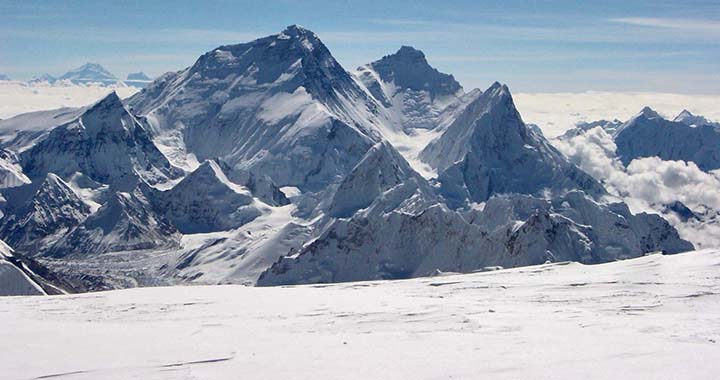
[{"x1": 1, "y1": 0, "x2": 719, "y2": 93}]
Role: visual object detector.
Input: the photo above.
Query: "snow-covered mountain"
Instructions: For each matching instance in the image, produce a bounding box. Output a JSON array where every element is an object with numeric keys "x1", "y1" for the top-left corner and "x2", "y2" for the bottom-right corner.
[
  {"x1": 19, "y1": 92, "x2": 183, "y2": 190},
  {"x1": 59, "y1": 63, "x2": 122, "y2": 86},
  {"x1": 614, "y1": 107, "x2": 720, "y2": 171},
  {"x1": 125, "y1": 72, "x2": 152, "y2": 88},
  {"x1": 356, "y1": 46, "x2": 462, "y2": 130},
  {"x1": 420, "y1": 82, "x2": 605, "y2": 207},
  {"x1": 0, "y1": 74, "x2": 11, "y2": 81},
  {"x1": 0, "y1": 26, "x2": 695, "y2": 292},
  {"x1": 128, "y1": 25, "x2": 382, "y2": 191}
]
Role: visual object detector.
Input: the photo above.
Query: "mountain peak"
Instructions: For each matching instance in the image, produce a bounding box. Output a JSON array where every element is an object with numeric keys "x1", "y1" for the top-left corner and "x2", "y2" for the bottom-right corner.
[
  {"x1": 676, "y1": 109, "x2": 694, "y2": 118},
  {"x1": 638, "y1": 106, "x2": 661, "y2": 119},
  {"x1": 59, "y1": 62, "x2": 118, "y2": 85},
  {"x1": 282, "y1": 24, "x2": 312, "y2": 36},
  {"x1": 395, "y1": 45, "x2": 426, "y2": 59},
  {"x1": 126, "y1": 72, "x2": 150, "y2": 81},
  {"x1": 365, "y1": 45, "x2": 462, "y2": 98},
  {"x1": 86, "y1": 91, "x2": 124, "y2": 114}
]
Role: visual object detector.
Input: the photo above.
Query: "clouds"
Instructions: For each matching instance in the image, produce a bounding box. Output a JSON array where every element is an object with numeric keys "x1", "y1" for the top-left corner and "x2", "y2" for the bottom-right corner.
[
  {"x1": 553, "y1": 126, "x2": 720, "y2": 248},
  {"x1": 610, "y1": 17, "x2": 720, "y2": 33}
]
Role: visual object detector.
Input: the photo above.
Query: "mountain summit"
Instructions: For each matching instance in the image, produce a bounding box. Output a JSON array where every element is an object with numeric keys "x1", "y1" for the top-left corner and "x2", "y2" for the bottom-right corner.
[{"x1": 59, "y1": 63, "x2": 119, "y2": 86}]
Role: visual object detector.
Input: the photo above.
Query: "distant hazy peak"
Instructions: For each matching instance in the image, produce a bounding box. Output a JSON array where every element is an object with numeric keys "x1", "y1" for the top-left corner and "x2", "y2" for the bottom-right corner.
[{"x1": 126, "y1": 72, "x2": 151, "y2": 81}]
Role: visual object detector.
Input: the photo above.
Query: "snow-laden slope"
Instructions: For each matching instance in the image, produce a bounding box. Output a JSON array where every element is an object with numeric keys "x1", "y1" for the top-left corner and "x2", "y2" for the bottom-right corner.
[
  {"x1": 0, "y1": 239, "x2": 45, "y2": 296},
  {"x1": 2, "y1": 250, "x2": 719, "y2": 379}
]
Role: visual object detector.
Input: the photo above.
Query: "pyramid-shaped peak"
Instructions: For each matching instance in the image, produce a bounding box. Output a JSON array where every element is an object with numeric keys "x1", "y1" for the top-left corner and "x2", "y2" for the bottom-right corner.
[
  {"x1": 395, "y1": 46, "x2": 426, "y2": 58},
  {"x1": 85, "y1": 91, "x2": 125, "y2": 114},
  {"x1": 638, "y1": 106, "x2": 662, "y2": 119},
  {"x1": 677, "y1": 109, "x2": 694, "y2": 118}
]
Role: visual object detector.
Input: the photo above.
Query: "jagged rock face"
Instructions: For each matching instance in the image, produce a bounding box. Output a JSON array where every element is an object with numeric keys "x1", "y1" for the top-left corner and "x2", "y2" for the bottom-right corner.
[
  {"x1": 19, "y1": 92, "x2": 182, "y2": 191},
  {"x1": 421, "y1": 82, "x2": 605, "y2": 207},
  {"x1": 258, "y1": 191, "x2": 692, "y2": 286},
  {"x1": 151, "y1": 160, "x2": 262, "y2": 234},
  {"x1": 47, "y1": 188, "x2": 180, "y2": 257},
  {"x1": 328, "y1": 141, "x2": 436, "y2": 218},
  {"x1": 0, "y1": 174, "x2": 90, "y2": 254},
  {"x1": 128, "y1": 25, "x2": 379, "y2": 191},
  {"x1": 356, "y1": 46, "x2": 462, "y2": 130},
  {"x1": 615, "y1": 107, "x2": 720, "y2": 171}
]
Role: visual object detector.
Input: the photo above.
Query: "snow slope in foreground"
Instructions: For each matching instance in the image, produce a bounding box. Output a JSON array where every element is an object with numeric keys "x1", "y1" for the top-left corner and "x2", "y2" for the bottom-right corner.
[{"x1": 1, "y1": 250, "x2": 719, "y2": 380}]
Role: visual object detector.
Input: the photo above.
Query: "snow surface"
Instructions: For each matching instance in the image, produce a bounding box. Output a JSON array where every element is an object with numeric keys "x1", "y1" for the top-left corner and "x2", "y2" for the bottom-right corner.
[{"x1": 1, "y1": 249, "x2": 719, "y2": 379}]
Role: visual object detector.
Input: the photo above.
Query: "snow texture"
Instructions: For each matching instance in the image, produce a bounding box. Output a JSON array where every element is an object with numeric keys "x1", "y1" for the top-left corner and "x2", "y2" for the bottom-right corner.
[{"x1": 1, "y1": 250, "x2": 719, "y2": 379}]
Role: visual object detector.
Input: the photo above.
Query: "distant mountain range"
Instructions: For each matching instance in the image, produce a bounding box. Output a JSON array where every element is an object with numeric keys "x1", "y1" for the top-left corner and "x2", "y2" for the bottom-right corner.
[
  {"x1": 0, "y1": 63, "x2": 153, "y2": 88},
  {"x1": 0, "y1": 25, "x2": 695, "y2": 294}
]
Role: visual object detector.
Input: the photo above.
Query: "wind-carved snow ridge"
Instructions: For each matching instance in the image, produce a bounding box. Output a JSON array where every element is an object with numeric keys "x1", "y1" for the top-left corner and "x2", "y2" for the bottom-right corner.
[{"x1": 0, "y1": 26, "x2": 697, "y2": 291}]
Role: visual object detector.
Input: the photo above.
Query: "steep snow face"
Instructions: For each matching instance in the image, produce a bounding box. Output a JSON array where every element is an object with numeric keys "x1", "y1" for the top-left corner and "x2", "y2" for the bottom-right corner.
[
  {"x1": 356, "y1": 46, "x2": 462, "y2": 130},
  {"x1": 0, "y1": 149, "x2": 31, "y2": 188},
  {"x1": 59, "y1": 63, "x2": 120, "y2": 86},
  {"x1": 421, "y1": 82, "x2": 605, "y2": 207},
  {"x1": 615, "y1": 107, "x2": 720, "y2": 171},
  {"x1": 19, "y1": 92, "x2": 183, "y2": 191},
  {"x1": 0, "y1": 173, "x2": 91, "y2": 253},
  {"x1": 47, "y1": 188, "x2": 180, "y2": 257},
  {"x1": 0, "y1": 239, "x2": 46, "y2": 296},
  {"x1": 128, "y1": 25, "x2": 380, "y2": 191},
  {"x1": 259, "y1": 190, "x2": 692, "y2": 286},
  {"x1": 152, "y1": 160, "x2": 262, "y2": 233}
]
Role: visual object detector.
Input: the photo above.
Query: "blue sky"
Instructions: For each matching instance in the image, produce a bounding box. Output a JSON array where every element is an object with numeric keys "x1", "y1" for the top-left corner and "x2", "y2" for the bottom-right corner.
[{"x1": 1, "y1": 0, "x2": 719, "y2": 93}]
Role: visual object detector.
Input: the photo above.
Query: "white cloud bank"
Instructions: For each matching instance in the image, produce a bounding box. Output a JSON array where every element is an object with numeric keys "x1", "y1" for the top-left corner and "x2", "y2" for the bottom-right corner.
[
  {"x1": 554, "y1": 127, "x2": 720, "y2": 248},
  {"x1": 514, "y1": 92, "x2": 720, "y2": 138},
  {"x1": 0, "y1": 81, "x2": 139, "y2": 120}
]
